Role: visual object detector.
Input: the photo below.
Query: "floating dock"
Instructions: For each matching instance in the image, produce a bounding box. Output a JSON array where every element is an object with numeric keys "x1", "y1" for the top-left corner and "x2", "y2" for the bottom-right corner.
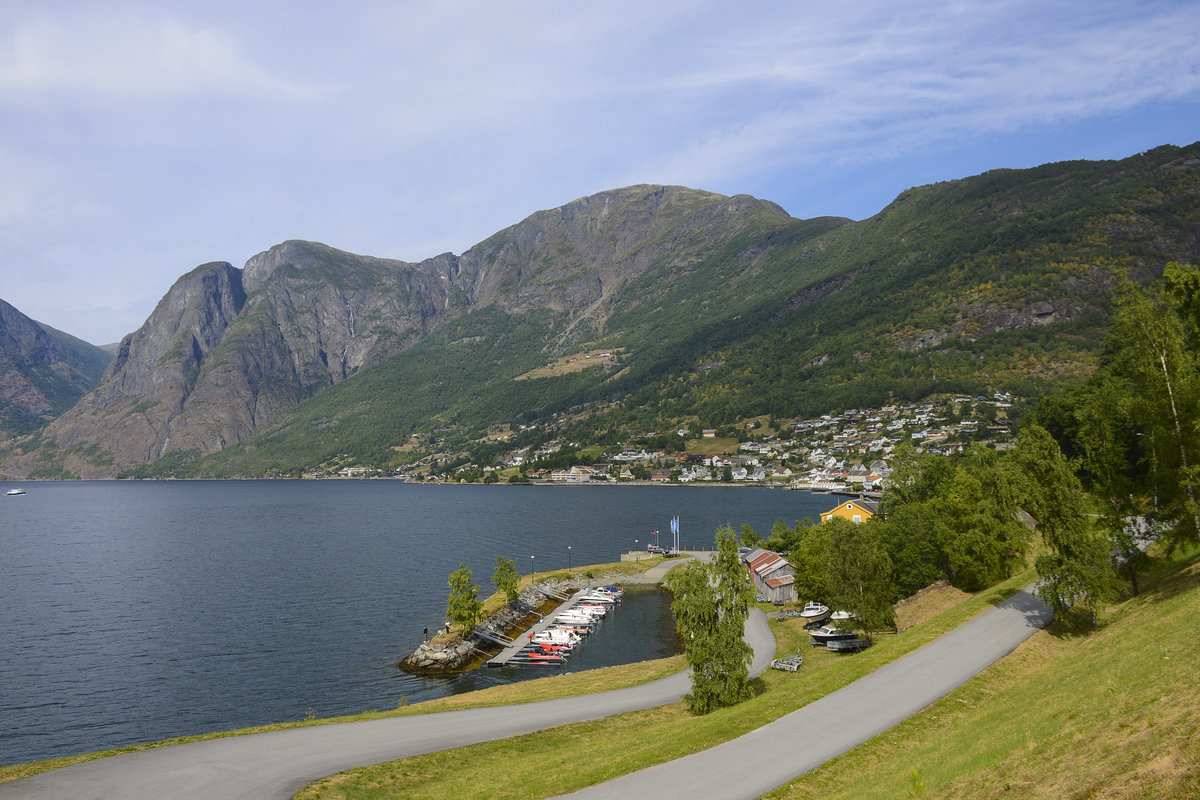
[{"x1": 485, "y1": 589, "x2": 603, "y2": 668}]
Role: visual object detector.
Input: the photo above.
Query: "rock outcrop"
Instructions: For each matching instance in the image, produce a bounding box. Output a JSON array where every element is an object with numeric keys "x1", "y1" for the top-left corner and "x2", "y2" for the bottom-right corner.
[
  {"x1": 0, "y1": 298, "x2": 111, "y2": 438},
  {"x1": 12, "y1": 186, "x2": 800, "y2": 477}
]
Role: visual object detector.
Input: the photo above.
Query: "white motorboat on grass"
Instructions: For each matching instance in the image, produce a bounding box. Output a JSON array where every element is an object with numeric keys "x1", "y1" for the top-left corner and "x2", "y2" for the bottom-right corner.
[
  {"x1": 809, "y1": 624, "x2": 859, "y2": 645},
  {"x1": 799, "y1": 601, "x2": 831, "y2": 622}
]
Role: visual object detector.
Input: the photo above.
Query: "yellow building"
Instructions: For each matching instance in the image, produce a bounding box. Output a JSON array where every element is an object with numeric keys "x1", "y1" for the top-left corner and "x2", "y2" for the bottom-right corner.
[{"x1": 820, "y1": 497, "x2": 879, "y2": 524}]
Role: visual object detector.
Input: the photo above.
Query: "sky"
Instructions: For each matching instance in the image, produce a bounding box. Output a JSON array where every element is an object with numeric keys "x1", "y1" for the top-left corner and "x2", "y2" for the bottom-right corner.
[{"x1": 1, "y1": 0, "x2": 1199, "y2": 345}]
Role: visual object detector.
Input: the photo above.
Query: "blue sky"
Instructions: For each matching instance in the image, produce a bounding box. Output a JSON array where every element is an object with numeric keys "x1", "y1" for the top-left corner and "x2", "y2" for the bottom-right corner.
[{"x1": 2, "y1": 0, "x2": 1198, "y2": 344}]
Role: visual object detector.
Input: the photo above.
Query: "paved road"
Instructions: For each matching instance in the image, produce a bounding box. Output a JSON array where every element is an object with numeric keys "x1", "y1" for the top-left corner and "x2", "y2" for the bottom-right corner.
[
  {"x1": 558, "y1": 587, "x2": 1052, "y2": 800},
  {"x1": 1, "y1": 578, "x2": 1048, "y2": 800}
]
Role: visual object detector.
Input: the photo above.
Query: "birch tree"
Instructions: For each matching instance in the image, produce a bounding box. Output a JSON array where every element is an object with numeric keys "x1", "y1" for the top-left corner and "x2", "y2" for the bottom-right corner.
[
  {"x1": 446, "y1": 564, "x2": 483, "y2": 637},
  {"x1": 669, "y1": 525, "x2": 754, "y2": 715}
]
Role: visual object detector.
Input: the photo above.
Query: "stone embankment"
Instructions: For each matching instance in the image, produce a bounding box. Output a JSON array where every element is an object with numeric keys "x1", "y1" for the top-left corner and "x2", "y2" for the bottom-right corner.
[{"x1": 399, "y1": 571, "x2": 633, "y2": 674}]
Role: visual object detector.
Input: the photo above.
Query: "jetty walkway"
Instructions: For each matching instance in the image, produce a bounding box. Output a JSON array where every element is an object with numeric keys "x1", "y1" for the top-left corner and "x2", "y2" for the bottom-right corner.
[
  {"x1": 485, "y1": 589, "x2": 596, "y2": 668},
  {"x1": 485, "y1": 555, "x2": 696, "y2": 668}
]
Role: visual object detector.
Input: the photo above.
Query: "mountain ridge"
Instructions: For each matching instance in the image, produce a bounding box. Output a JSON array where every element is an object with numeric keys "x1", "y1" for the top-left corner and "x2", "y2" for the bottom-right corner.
[{"x1": 2, "y1": 145, "x2": 1199, "y2": 479}]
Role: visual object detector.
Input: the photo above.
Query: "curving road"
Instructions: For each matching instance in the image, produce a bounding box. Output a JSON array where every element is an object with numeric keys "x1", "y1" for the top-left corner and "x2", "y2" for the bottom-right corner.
[
  {"x1": 559, "y1": 587, "x2": 1052, "y2": 799},
  {"x1": 0, "y1": 572, "x2": 1049, "y2": 800}
]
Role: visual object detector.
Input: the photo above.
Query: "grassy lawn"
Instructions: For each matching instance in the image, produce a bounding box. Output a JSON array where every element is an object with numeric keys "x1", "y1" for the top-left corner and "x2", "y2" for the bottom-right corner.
[
  {"x1": 294, "y1": 573, "x2": 1034, "y2": 800},
  {"x1": 766, "y1": 546, "x2": 1200, "y2": 800}
]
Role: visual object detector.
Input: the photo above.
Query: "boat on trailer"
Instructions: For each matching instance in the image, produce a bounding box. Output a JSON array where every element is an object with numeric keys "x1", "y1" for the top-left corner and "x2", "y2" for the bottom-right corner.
[
  {"x1": 809, "y1": 624, "x2": 859, "y2": 645},
  {"x1": 799, "y1": 601, "x2": 831, "y2": 623}
]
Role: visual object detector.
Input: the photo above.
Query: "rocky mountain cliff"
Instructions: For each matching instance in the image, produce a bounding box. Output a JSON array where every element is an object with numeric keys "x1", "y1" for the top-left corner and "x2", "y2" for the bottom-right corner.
[
  {"x1": 6, "y1": 186, "x2": 807, "y2": 478},
  {"x1": 4, "y1": 144, "x2": 1199, "y2": 479},
  {"x1": 0, "y1": 299, "x2": 112, "y2": 437}
]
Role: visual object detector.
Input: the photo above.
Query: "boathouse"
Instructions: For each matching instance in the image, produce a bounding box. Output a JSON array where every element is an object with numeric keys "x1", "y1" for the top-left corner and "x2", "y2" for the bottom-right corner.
[{"x1": 743, "y1": 548, "x2": 798, "y2": 605}]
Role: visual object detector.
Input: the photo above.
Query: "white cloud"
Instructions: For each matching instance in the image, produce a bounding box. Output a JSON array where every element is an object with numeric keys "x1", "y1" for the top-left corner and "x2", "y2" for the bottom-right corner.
[
  {"x1": 0, "y1": 12, "x2": 317, "y2": 102},
  {"x1": 622, "y1": 0, "x2": 1200, "y2": 187}
]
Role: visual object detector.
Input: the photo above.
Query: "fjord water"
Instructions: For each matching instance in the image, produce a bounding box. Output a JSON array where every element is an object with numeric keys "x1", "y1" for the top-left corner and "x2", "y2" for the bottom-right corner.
[{"x1": 0, "y1": 481, "x2": 833, "y2": 765}]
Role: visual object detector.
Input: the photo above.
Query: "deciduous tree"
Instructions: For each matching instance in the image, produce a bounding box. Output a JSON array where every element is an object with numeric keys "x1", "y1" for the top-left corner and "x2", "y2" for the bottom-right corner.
[
  {"x1": 669, "y1": 526, "x2": 754, "y2": 715},
  {"x1": 492, "y1": 555, "x2": 521, "y2": 605},
  {"x1": 446, "y1": 564, "x2": 483, "y2": 637},
  {"x1": 1009, "y1": 424, "x2": 1118, "y2": 629},
  {"x1": 823, "y1": 517, "x2": 896, "y2": 636}
]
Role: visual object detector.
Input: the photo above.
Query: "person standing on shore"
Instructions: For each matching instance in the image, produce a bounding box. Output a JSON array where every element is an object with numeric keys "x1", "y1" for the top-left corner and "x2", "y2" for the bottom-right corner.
[{"x1": 423, "y1": 625, "x2": 428, "y2": 642}]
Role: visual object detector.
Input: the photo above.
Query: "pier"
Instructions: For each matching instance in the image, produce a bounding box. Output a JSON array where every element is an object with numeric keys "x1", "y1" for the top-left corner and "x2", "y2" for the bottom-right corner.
[{"x1": 485, "y1": 589, "x2": 606, "y2": 668}]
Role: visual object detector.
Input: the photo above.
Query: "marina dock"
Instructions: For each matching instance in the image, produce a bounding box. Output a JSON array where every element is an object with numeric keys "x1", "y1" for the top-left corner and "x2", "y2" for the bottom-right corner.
[{"x1": 485, "y1": 589, "x2": 604, "y2": 668}]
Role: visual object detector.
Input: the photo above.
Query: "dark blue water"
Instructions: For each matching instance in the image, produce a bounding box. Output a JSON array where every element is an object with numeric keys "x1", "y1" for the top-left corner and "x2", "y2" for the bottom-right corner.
[{"x1": 0, "y1": 481, "x2": 833, "y2": 765}]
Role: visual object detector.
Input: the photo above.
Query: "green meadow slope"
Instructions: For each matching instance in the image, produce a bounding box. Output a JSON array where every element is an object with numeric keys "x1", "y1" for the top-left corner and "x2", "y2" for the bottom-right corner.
[{"x1": 770, "y1": 550, "x2": 1200, "y2": 800}]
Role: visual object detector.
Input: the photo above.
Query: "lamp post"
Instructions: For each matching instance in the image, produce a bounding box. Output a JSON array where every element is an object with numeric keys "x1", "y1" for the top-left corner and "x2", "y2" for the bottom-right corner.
[
  {"x1": 634, "y1": 539, "x2": 639, "y2": 563},
  {"x1": 529, "y1": 555, "x2": 535, "y2": 581},
  {"x1": 567, "y1": 545, "x2": 572, "y2": 571}
]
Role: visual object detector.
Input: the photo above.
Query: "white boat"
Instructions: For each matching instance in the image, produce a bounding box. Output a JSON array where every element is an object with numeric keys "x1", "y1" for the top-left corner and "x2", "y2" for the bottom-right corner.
[
  {"x1": 6, "y1": 487, "x2": 25, "y2": 496},
  {"x1": 829, "y1": 609, "x2": 852, "y2": 621},
  {"x1": 799, "y1": 601, "x2": 830, "y2": 622},
  {"x1": 809, "y1": 624, "x2": 858, "y2": 645},
  {"x1": 531, "y1": 629, "x2": 580, "y2": 646},
  {"x1": 579, "y1": 592, "x2": 617, "y2": 604}
]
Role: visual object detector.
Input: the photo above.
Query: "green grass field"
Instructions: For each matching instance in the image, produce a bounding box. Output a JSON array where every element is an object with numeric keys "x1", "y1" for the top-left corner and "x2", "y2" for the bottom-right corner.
[{"x1": 767, "y1": 547, "x2": 1200, "y2": 800}]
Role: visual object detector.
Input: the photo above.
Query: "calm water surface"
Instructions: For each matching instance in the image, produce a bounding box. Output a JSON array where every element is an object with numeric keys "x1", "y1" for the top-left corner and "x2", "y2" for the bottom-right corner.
[{"x1": 0, "y1": 481, "x2": 833, "y2": 765}]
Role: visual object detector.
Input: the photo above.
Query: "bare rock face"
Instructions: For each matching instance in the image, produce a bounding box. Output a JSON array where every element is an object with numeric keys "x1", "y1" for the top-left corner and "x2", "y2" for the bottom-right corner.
[
  {"x1": 0, "y1": 298, "x2": 112, "y2": 436},
  {"x1": 16, "y1": 186, "x2": 795, "y2": 477}
]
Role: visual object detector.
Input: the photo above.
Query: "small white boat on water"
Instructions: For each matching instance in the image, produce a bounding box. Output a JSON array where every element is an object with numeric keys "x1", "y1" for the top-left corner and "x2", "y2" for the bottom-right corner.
[
  {"x1": 531, "y1": 629, "x2": 580, "y2": 646},
  {"x1": 6, "y1": 487, "x2": 25, "y2": 496}
]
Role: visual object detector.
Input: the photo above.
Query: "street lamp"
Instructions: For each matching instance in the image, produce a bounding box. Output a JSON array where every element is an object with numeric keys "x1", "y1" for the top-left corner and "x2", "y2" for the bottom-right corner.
[
  {"x1": 634, "y1": 539, "x2": 639, "y2": 563},
  {"x1": 567, "y1": 545, "x2": 572, "y2": 571},
  {"x1": 529, "y1": 554, "x2": 535, "y2": 579}
]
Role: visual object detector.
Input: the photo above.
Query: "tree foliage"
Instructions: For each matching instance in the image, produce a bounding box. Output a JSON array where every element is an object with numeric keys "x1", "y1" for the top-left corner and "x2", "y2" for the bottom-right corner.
[
  {"x1": 492, "y1": 555, "x2": 521, "y2": 605},
  {"x1": 1037, "y1": 263, "x2": 1200, "y2": 574},
  {"x1": 668, "y1": 526, "x2": 754, "y2": 715},
  {"x1": 878, "y1": 444, "x2": 1030, "y2": 594},
  {"x1": 446, "y1": 564, "x2": 483, "y2": 637},
  {"x1": 1009, "y1": 424, "x2": 1118, "y2": 629},
  {"x1": 822, "y1": 517, "x2": 896, "y2": 636}
]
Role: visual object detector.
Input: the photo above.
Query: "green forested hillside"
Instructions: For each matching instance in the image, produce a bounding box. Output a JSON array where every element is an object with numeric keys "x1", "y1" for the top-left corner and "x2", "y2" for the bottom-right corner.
[{"x1": 127, "y1": 143, "x2": 1200, "y2": 478}]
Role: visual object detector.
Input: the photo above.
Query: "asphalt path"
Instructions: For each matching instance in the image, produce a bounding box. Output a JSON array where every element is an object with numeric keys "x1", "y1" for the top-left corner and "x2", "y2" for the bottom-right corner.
[
  {"x1": 558, "y1": 587, "x2": 1053, "y2": 800},
  {"x1": 0, "y1": 571, "x2": 1049, "y2": 800}
]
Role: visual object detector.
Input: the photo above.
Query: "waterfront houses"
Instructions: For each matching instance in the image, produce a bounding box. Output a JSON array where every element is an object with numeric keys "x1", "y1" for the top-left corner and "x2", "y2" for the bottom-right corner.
[{"x1": 399, "y1": 392, "x2": 1018, "y2": 485}]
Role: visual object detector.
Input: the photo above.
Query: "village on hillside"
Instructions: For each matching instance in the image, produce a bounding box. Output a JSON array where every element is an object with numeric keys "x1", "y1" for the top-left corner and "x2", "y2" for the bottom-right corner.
[{"x1": 366, "y1": 391, "x2": 1018, "y2": 488}]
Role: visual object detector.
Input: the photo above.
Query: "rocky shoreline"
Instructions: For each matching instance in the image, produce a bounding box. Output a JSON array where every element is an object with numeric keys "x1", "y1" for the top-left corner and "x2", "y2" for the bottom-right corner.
[{"x1": 398, "y1": 570, "x2": 643, "y2": 674}]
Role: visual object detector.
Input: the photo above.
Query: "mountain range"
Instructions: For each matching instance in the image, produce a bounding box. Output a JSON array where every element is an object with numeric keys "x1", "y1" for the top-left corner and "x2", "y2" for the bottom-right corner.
[{"x1": 2, "y1": 142, "x2": 1198, "y2": 479}]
